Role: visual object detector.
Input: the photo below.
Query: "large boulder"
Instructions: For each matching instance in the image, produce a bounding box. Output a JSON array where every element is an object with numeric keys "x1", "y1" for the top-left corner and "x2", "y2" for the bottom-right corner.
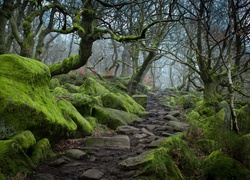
[
  {"x1": 79, "y1": 77, "x2": 110, "y2": 95},
  {"x1": 101, "y1": 93, "x2": 145, "y2": 116},
  {"x1": 202, "y1": 150, "x2": 250, "y2": 179},
  {"x1": 0, "y1": 54, "x2": 93, "y2": 140},
  {"x1": 92, "y1": 106, "x2": 142, "y2": 129}
]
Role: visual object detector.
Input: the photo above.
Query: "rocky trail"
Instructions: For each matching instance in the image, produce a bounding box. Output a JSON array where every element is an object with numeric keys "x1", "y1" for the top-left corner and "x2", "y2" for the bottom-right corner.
[{"x1": 27, "y1": 91, "x2": 190, "y2": 180}]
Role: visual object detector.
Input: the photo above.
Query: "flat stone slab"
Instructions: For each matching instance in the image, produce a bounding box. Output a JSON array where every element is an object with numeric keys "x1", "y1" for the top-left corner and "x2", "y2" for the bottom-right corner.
[
  {"x1": 79, "y1": 169, "x2": 104, "y2": 180},
  {"x1": 84, "y1": 135, "x2": 130, "y2": 150},
  {"x1": 164, "y1": 114, "x2": 180, "y2": 122},
  {"x1": 167, "y1": 110, "x2": 181, "y2": 117},
  {"x1": 117, "y1": 125, "x2": 140, "y2": 135},
  {"x1": 118, "y1": 151, "x2": 153, "y2": 170},
  {"x1": 168, "y1": 121, "x2": 190, "y2": 132},
  {"x1": 65, "y1": 149, "x2": 86, "y2": 159}
]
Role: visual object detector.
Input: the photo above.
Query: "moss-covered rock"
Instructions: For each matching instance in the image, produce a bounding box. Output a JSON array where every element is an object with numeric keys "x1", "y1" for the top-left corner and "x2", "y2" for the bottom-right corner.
[
  {"x1": 30, "y1": 138, "x2": 54, "y2": 166},
  {"x1": 202, "y1": 150, "x2": 250, "y2": 179},
  {"x1": 79, "y1": 77, "x2": 110, "y2": 95},
  {"x1": 178, "y1": 94, "x2": 202, "y2": 109},
  {"x1": 92, "y1": 106, "x2": 142, "y2": 129},
  {"x1": 52, "y1": 88, "x2": 98, "y2": 116},
  {"x1": 0, "y1": 54, "x2": 91, "y2": 140},
  {"x1": 63, "y1": 83, "x2": 80, "y2": 93},
  {"x1": 57, "y1": 99, "x2": 93, "y2": 137},
  {"x1": 49, "y1": 78, "x2": 60, "y2": 90},
  {"x1": 0, "y1": 139, "x2": 34, "y2": 176},
  {"x1": 11, "y1": 130, "x2": 36, "y2": 151},
  {"x1": 135, "y1": 148, "x2": 184, "y2": 180},
  {"x1": 101, "y1": 93, "x2": 145, "y2": 116},
  {"x1": 132, "y1": 94, "x2": 148, "y2": 108},
  {"x1": 236, "y1": 104, "x2": 250, "y2": 134}
]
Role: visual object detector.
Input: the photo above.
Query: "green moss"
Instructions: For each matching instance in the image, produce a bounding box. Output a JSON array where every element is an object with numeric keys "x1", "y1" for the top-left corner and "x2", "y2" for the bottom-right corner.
[
  {"x1": 188, "y1": 109, "x2": 225, "y2": 139},
  {"x1": 0, "y1": 140, "x2": 34, "y2": 176},
  {"x1": 49, "y1": 78, "x2": 60, "y2": 90},
  {"x1": 236, "y1": 104, "x2": 250, "y2": 134},
  {"x1": 63, "y1": 83, "x2": 80, "y2": 93},
  {"x1": 132, "y1": 94, "x2": 148, "y2": 108},
  {"x1": 0, "y1": 174, "x2": 4, "y2": 180},
  {"x1": 79, "y1": 77, "x2": 110, "y2": 95},
  {"x1": 11, "y1": 130, "x2": 36, "y2": 151},
  {"x1": 136, "y1": 148, "x2": 184, "y2": 180},
  {"x1": 177, "y1": 94, "x2": 202, "y2": 109},
  {"x1": 52, "y1": 89, "x2": 97, "y2": 116},
  {"x1": 101, "y1": 93, "x2": 145, "y2": 116},
  {"x1": 92, "y1": 106, "x2": 142, "y2": 129},
  {"x1": 30, "y1": 138, "x2": 54, "y2": 166},
  {"x1": 57, "y1": 99, "x2": 93, "y2": 137},
  {"x1": 202, "y1": 150, "x2": 250, "y2": 179},
  {"x1": 0, "y1": 54, "x2": 83, "y2": 140},
  {"x1": 161, "y1": 135, "x2": 200, "y2": 178}
]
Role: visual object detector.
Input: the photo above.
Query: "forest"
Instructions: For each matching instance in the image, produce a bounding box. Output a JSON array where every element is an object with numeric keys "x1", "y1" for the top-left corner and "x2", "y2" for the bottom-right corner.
[{"x1": 0, "y1": 0, "x2": 250, "y2": 179}]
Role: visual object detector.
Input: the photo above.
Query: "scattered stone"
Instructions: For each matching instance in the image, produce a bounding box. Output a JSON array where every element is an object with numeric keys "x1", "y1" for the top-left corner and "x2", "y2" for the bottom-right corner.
[
  {"x1": 84, "y1": 135, "x2": 130, "y2": 150},
  {"x1": 148, "y1": 138, "x2": 165, "y2": 148},
  {"x1": 167, "y1": 110, "x2": 181, "y2": 117},
  {"x1": 79, "y1": 169, "x2": 104, "y2": 180},
  {"x1": 118, "y1": 152, "x2": 153, "y2": 170},
  {"x1": 65, "y1": 149, "x2": 87, "y2": 159},
  {"x1": 117, "y1": 125, "x2": 140, "y2": 135},
  {"x1": 161, "y1": 132, "x2": 174, "y2": 137},
  {"x1": 164, "y1": 114, "x2": 180, "y2": 122},
  {"x1": 33, "y1": 173, "x2": 55, "y2": 180},
  {"x1": 49, "y1": 156, "x2": 71, "y2": 167},
  {"x1": 155, "y1": 125, "x2": 170, "y2": 131},
  {"x1": 145, "y1": 124, "x2": 156, "y2": 131},
  {"x1": 168, "y1": 121, "x2": 190, "y2": 132},
  {"x1": 141, "y1": 128, "x2": 155, "y2": 136},
  {"x1": 134, "y1": 133, "x2": 148, "y2": 139}
]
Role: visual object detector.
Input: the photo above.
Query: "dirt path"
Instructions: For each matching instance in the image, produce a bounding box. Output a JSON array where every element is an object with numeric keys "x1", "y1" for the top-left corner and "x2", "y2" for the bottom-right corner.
[{"x1": 27, "y1": 91, "x2": 189, "y2": 180}]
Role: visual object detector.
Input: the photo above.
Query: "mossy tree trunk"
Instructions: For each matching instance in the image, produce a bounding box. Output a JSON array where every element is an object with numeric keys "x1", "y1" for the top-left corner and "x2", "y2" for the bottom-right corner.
[{"x1": 127, "y1": 50, "x2": 156, "y2": 95}]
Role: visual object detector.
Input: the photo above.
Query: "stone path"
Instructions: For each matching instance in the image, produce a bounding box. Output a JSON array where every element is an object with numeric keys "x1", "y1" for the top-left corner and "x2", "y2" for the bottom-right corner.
[{"x1": 28, "y1": 91, "x2": 190, "y2": 180}]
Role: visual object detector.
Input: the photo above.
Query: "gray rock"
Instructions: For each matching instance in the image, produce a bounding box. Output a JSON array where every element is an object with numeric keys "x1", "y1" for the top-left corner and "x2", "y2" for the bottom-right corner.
[
  {"x1": 117, "y1": 125, "x2": 140, "y2": 135},
  {"x1": 168, "y1": 121, "x2": 190, "y2": 131},
  {"x1": 33, "y1": 173, "x2": 55, "y2": 180},
  {"x1": 148, "y1": 138, "x2": 165, "y2": 148},
  {"x1": 141, "y1": 128, "x2": 155, "y2": 136},
  {"x1": 161, "y1": 132, "x2": 174, "y2": 137},
  {"x1": 65, "y1": 149, "x2": 87, "y2": 159},
  {"x1": 134, "y1": 133, "x2": 148, "y2": 139},
  {"x1": 84, "y1": 135, "x2": 130, "y2": 150},
  {"x1": 167, "y1": 110, "x2": 181, "y2": 117},
  {"x1": 145, "y1": 125, "x2": 156, "y2": 131},
  {"x1": 155, "y1": 125, "x2": 170, "y2": 131},
  {"x1": 79, "y1": 169, "x2": 104, "y2": 180},
  {"x1": 118, "y1": 151, "x2": 153, "y2": 170},
  {"x1": 164, "y1": 114, "x2": 180, "y2": 122},
  {"x1": 49, "y1": 156, "x2": 71, "y2": 167}
]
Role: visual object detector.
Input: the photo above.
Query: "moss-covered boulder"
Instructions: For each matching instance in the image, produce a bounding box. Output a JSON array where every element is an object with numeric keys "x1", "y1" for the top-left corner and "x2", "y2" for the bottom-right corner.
[
  {"x1": 0, "y1": 54, "x2": 92, "y2": 140},
  {"x1": 49, "y1": 78, "x2": 60, "y2": 90},
  {"x1": 30, "y1": 138, "x2": 54, "y2": 166},
  {"x1": 101, "y1": 93, "x2": 145, "y2": 116},
  {"x1": 11, "y1": 130, "x2": 36, "y2": 151},
  {"x1": 79, "y1": 77, "x2": 110, "y2": 95},
  {"x1": 132, "y1": 94, "x2": 148, "y2": 108},
  {"x1": 202, "y1": 150, "x2": 250, "y2": 179},
  {"x1": 52, "y1": 87, "x2": 98, "y2": 116},
  {"x1": 0, "y1": 139, "x2": 35, "y2": 176},
  {"x1": 187, "y1": 101, "x2": 227, "y2": 139},
  {"x1": 92, "y1": 106, "x2": 142, "y2": 129}
]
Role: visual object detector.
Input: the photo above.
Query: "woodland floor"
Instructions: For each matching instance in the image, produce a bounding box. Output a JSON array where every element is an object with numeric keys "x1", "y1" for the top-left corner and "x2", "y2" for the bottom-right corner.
[{"x1": 27, "y1": 90, "x2": 189, "y2": 180}]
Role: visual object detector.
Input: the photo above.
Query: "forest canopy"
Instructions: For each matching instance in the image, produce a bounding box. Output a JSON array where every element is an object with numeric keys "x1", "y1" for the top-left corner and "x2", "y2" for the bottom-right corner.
[{"x1": 0, "y1": 0, "x2": 249, "y2": 98}]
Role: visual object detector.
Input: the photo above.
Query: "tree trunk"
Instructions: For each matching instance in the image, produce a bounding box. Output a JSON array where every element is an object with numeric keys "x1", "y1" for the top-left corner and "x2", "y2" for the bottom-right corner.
[{"x1": 127, "y1": 51, "x2": 156, "y2": 95}]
